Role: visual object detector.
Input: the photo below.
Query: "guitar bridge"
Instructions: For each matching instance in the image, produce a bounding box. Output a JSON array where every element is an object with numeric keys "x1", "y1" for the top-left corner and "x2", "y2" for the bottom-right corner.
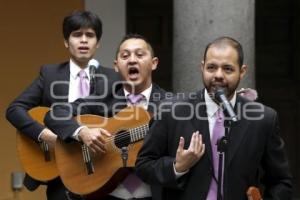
[
  {"x1": 81, "y1": 144, "x2": 94, "y2": 175},
  {"x1": 41, "y1": 141, "x2": 51, "y2": 161}
]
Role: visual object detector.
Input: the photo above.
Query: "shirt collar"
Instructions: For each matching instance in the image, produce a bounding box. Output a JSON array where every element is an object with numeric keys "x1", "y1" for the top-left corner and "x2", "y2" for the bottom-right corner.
[
  {"x1": 69, "y1": 59, "x2": 90, "y2": 80},
  {"x1": 123, "y1": 84, "x2": 153, "y2": 103},
  {"x1": 204, "y1": 88, "x2": 237, "y2": 118}
]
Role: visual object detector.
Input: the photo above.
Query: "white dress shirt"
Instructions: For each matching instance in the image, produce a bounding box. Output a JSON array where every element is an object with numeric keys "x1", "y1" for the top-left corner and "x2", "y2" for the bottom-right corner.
[
  {"x1": 204, "y1": 89, "x2": 236, "y2": 139},
  {"x1": 68, "y1": 59, "x2": 91, "y2": 102}
]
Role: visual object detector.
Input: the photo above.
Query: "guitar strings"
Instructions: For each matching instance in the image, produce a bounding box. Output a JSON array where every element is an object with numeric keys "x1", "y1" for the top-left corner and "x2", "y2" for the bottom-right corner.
[
  {"x1": 103, "y1": 125, "x2": 149, "y2": 146},
  {"x1": 104, "y1": 125, "x2": 148, "y2": 143},
  {"x1": 82, "y1": 125, "x2": 149, "y2": 154},
  {"x1": 103, "y1": 124, "x2": 148, "y2": 142}
]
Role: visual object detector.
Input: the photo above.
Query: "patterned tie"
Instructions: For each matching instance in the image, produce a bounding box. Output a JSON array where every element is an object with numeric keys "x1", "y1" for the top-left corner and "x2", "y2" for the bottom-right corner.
[
  {"x1": 207, "y1": 109, "x2": 225, "y2": 200},
  {"x1": 127, "y1": 94, "x2": 145, "y2": 105},
  {"x1": 122, "y1": 93, "x2": 145, "y2": 194},
  {"x1": 79, "y1": 70, "x2": 89, "y2": 97}
]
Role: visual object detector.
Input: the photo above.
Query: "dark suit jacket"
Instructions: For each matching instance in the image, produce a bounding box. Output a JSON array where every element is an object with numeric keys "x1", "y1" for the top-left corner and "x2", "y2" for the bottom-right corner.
[
  {"x1": 6, "y1": 61, "x2": 119, "y2": 191},
  {"x1": 44, "y1": 83, "x2": 167, "y2": 200},
  {"x1": 135, "y1": 89, "x2": 293, "y2": 200}
]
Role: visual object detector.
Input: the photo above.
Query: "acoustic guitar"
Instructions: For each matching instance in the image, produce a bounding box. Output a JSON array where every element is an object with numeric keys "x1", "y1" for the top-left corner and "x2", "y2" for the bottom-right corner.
[
  {"x1": 16, "y1": 107, "x2": 59, "y2": 181},
  {"x1": 55, "y1": 106, "x2": 151, "y2": 196}
]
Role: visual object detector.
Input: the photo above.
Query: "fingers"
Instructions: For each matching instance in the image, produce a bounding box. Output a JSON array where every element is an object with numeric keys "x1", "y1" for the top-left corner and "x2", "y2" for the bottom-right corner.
[
  {"x1": 99, "y1": 128, "x2": 111, "y2": 137},
  {"x1": 177, "y1": 137, "x2": 185, "y2": 153},
  {"x1": 200, "y1": 144, "x2": 205, "y2": 157},
  {"x1": 188, "y1": 131, "x2": 205, "y2": 158},
  {"x1": 188, "y1": 131, "x2": 199, "y2": 151},
  {"x1": 175, "y1": 131, "x2": 205, "y2": 172},
  {"x1": 81, "y1": 128, "x2": 109, "y2": 154}
]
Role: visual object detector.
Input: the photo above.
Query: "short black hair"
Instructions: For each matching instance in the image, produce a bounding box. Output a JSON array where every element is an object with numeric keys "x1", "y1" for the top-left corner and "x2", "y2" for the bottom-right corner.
[
  {"x1": 203, "y1": 36, "x2": 244, "y2": 67},
  {"x1": 63, "y1": 10, "x2": 102, "y2": 41},
  {"x1": 115, "y1": 33, "x2": 155, "y2": 58}
]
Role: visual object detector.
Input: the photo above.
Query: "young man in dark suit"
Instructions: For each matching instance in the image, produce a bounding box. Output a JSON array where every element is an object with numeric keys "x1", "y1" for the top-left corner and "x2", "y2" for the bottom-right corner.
[
  {"x1": 6, "y1": 11, "x2": 119, "y2": 200},
  {"x1": 44, "y1": 34, "x2": 167, "y2": 200},
  {"x1": 135, "y1": 37, "x2": 293, "y2": 200}
]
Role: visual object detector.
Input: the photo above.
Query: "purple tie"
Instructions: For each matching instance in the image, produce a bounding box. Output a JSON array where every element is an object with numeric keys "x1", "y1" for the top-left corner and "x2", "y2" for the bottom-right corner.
[
  {"x1": 122, "y1": 173, "x2": 142, "y2": 194},
  {"x1": 127, "y1": 94, "x2": 145, "y2": 105},
  {"x1": 79, "y1": 70, "x2": 89, "y2": 97},
  {"x1": 207, "y1": 109, "x2": 225, "y2": 200}
]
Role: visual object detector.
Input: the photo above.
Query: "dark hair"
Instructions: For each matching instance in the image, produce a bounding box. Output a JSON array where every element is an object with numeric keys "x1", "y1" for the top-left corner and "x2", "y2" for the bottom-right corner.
[
  {"x1": 115, "y1": 33, "x2": 155, "y2": 58},
  {"x1": 63, "y1": 10, "x2": 102, "y2": 41},
  {"x1": 203, "y1": 36, "x2": 244, "y2": 67}
]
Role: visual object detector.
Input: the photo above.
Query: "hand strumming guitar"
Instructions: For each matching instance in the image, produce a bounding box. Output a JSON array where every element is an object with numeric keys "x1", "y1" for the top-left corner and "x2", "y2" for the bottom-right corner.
[{"x1": 78, "y1": 127, "x2": 111, "y2": 154}]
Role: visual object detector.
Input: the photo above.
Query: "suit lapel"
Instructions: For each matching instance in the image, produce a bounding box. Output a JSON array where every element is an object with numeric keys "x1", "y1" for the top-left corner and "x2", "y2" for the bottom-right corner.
[
  {"x1": 225, "y1": 96, "x2": 250, "y2": 168},
  {"x1": 111, "y1": 87, "x2": 127, "y2": 114},
  {"x1": 148, "y1": 84, "x2": 165, "y2": 113},
  {"x1": 53, "y1": 63, "x2": 70, "y2": 102}
]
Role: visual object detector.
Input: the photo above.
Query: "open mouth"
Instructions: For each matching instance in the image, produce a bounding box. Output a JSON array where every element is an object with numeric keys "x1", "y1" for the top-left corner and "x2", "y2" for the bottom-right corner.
[
  {"x1": 128, "y1": 67, "x2": 140, "y2": 80},
  {"x1": 78, "y1": 46, "x2": 89, "y2": 53}
]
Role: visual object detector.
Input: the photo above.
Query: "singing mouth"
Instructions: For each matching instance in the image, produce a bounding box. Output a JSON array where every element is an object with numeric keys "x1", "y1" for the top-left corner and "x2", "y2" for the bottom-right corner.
[
  {"x1": 128, "y1": 66, "x2": 140, "y2": 80},
  {"x1": 78, "y1": 46, "x2": 89, "y2": 53}
]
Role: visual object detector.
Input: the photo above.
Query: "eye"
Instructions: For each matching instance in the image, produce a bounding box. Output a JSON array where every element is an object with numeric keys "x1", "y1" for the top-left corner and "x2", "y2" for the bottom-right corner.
[
  {"x1": 85, "y1": 32, "x2": 96, "y2": 38},
  {"x1": 223, "y1": 65, "x2": 234, "y2": 73},
  {"x1": 120, "y1": 52, "x2": 129, "y2": 59},
  {"x1": 136, "y1": 51, "x2": 145, "y2": 58},
  {"x1": 71, "y1": 32, "x2": 83, "y2": 37},
  {"x1": 206, "y1": 64, "x2": 216, "y2": 71}
]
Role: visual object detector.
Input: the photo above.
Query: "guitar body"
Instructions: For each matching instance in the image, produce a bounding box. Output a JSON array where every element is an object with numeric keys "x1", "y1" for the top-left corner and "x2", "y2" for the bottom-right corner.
[
  {"x1": 55, "y1": 106, "x2": 150, "y2": 195},
  {"x1": 16, "y1": 107, "x2": 59, "y2": 181}
]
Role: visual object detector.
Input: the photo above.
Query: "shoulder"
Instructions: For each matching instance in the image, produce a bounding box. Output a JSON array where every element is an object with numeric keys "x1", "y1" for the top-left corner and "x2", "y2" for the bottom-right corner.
[
  {"x1": 151, "y1": 84, "x2": 168, "y2": 97},
  {"x1": 237, "y1": 95, "x2": 277, "y2": 124},
  {"x1": 96, "y1": 65, "x2": 120, "y2": 80},
  {"x1": 39, "y1": 61, "x2": 69, "y2": 74},
  {"x1": 156, "y1": 90, "x2": 203, "y2": 117}
]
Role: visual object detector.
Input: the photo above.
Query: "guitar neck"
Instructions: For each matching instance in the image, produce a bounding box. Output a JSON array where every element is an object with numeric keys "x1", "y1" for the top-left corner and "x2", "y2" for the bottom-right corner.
[{"x1": 129, "y1": 124, "x2": 149, "y2": 143}]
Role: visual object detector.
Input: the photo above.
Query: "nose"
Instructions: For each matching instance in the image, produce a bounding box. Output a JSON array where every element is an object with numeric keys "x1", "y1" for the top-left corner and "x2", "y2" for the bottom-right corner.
[
  {"x1": 128, "y1": 54, "x2": 137, "y2": 63},
  {"x1": 81, "y1": 34, "x2": 87, "y2": 43},
  {"x1": 214, "y1": 68, "x2": 224, "y2": 80}
]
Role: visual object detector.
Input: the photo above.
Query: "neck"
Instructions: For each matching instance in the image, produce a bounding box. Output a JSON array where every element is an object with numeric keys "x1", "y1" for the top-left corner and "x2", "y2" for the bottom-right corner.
[
  {"x1": 124, "y1": 82, "x2": 152, "y2": 94},
  {"x1": 71, "y1": 58, "x2": 88, "y2": 69}
]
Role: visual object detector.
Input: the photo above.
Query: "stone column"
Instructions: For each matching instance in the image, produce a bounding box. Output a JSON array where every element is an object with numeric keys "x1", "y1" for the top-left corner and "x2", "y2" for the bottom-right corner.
[{"x1": 173, "y1": 0, "x2": 255, "y2": 92}]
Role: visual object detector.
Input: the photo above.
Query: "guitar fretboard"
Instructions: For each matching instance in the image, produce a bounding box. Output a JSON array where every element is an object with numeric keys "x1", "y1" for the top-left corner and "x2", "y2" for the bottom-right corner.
[{"x1": 129, "y1": 124, "x2": 149, "y2": 143}]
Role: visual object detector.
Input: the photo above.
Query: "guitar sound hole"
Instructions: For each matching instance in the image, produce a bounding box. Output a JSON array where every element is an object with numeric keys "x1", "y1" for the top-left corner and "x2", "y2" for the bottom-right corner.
[{"x1": 114, "y1": 130, "x2": 131, "y2": 148}]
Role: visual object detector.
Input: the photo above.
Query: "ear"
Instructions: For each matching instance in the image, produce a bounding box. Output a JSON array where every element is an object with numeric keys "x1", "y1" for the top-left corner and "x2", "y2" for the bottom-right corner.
[
  {"x1": 240, "y1": 64, "x2": 247, "y2": 79},
  {"x1": 200, "y1": 60, "x2": 205, "y2": 72},
  {"x1": 151, "y1": 57, "x2": 159, "y2": 71},
  {"x1": 96, "y1": 41, "x2": 100, "y2": 49},
  {"x1": 64, "y1": 40, "x2": 69, "y2": 48},
  {"x1": 113, "y1": 60, "x2": 119, "y2": 72}
]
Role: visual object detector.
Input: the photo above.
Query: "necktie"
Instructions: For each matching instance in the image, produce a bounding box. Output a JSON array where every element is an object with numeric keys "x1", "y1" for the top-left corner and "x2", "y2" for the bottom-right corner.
[
  {"x1": 79, "y1": 70, "x2": 89, "y2": 97},
  {"x1": 207, "y1": 109, "x2": 225, "y2": 200},
  {"x1": 127, "y1": 94, "x2": 145, "y2": 105},
  {"x1": 122, "y1": 93, "x2": 145, "y2": 193},
  {"x1": 122, "y1": 173, "x2": 142, "y2": 194}
]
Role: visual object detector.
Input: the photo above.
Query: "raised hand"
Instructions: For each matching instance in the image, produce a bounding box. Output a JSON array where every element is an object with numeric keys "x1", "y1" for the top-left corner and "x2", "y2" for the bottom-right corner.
[{"x1": 175, "y1": 131, "x2": 205, "y2": 173}]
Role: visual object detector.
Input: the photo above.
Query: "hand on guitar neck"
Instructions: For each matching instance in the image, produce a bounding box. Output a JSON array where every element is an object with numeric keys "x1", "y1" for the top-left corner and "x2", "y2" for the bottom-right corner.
[
  {"x1": 78, "y1": 127, "x2": 111, "y2": 154},
  {"x1": 40, "y1": 128, "x2": 57, "y2": 148}
]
